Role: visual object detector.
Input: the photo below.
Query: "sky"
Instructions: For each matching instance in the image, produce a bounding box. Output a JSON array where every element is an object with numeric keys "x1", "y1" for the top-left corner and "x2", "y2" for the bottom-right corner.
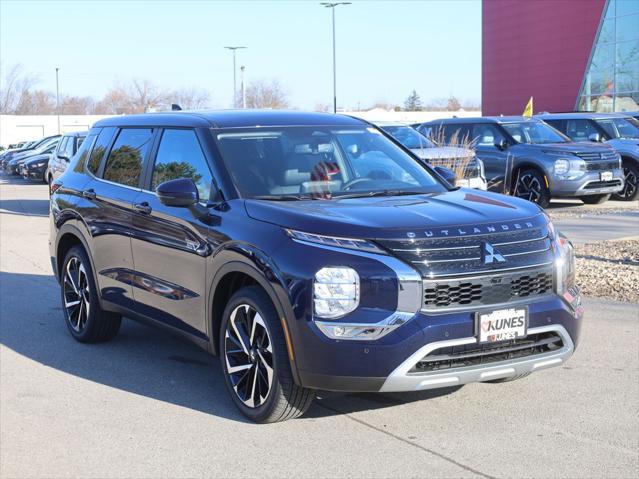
[{"x1": 0, "y1": 0, "x2": 482, "y2": 110}]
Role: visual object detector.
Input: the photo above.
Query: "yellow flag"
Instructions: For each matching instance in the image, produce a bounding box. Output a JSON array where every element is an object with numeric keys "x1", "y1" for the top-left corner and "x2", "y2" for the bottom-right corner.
[{"x1": 523, "y1": 97, "x2": 533, "y2": 117}]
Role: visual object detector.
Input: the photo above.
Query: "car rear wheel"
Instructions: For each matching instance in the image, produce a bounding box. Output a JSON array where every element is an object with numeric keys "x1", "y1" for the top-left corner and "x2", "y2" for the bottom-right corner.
[
  {"x1": 514, "y1": 169, "x2": 550, "y2": 209},
  {"x1": 613, "y1": 162, "x2": 638, "y2": 201},
  {"x1": 581, "y1": 194, "x2": 611, "y2": 205},
  {"x1": 220, "y1": 286, "x2": 314, "y2": 423},
  {"x1": 61, "y1": 246, "x2": 121, "y2": 342}
]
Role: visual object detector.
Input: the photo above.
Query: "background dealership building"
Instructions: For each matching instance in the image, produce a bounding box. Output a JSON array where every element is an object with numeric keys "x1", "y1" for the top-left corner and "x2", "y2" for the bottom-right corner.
[{"x1": 483, "y1": 0, "x2": 639, "y2": 115}]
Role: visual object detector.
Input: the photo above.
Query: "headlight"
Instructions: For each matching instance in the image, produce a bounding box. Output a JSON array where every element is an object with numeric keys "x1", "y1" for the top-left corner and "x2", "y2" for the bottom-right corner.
[
  {"x1": 548, "y1": 220, "x2": 577, "y2": 302},
  {"x1": 554, "y1": 159, "x2": 569, "y2": 175},
  {"x1": 313, "y1": 267, "x2": 359, "y2": 319},
  {"x1": 285, "y1": 229, "x2": 386, "y2": 255}
]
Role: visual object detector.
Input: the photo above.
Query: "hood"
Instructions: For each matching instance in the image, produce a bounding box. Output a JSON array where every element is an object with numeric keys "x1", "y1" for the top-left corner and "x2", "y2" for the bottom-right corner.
[
  {"x1": 410, "y1": 146, "x2": 474, "y2": 161},
  {"x1": 606, "y1": 137, "x2": 639, "y2": 151},
  {"x1": 24, "y1": 153, "x2": 50, "y2": 165},
  {"x1": 520, "y1": 141, "x2": 614, "y2": 154},
  {"x1": 11, "y1": 150, "x2": 48, "y2": 164},
  {"x1": 245, "y1": 188, "x2": 543, "y2": 239}
]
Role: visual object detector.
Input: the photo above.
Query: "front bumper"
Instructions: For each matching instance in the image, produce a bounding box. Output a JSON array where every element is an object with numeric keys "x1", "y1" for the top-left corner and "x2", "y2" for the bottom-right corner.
[
  {"x1": 21, "y1": 164, "x2": 46, "y2": 180},
  {"x1": 549, "y1": 169, "x2": 624, "y2": 196},
  {"x1": 296, "y1": 293, "x2": 583, "y2": 392}
]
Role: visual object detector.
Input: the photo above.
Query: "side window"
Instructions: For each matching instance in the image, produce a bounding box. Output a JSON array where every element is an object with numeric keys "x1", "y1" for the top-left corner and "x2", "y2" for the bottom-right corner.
[
  {"x1": 472, "y1": 124, "x2": 505, "y2": 145},
  {"x1": 441, "y1": 125, "x2": 472, "y2": 144},
  {"x1": 73, "y1": 136, "x2": 85, "y2": 155},
  {"x1": 87, "y1": 127, "x2": 116, "y2": 175},
  {"x1": 545, "y1": 119, "x2": 567, "y2": 135},
  {"x1": 103, "y1": 128, "x2": 153, "y2": 187},
  {"x1": 63, "y1": 136, "x2": 75, "y2": 158},
  {"x1": 151, "y1": 129, "x2": 213, "y2": 201},
  {"x1": 56, "y1": 137, "x2": 69, "y2": 157},
  {"x1": 566, "y1": 120, "x2": 597, "y2": 141},
  {"x1": 72, "y1": 134, "x2": 98, "y2": 173}
]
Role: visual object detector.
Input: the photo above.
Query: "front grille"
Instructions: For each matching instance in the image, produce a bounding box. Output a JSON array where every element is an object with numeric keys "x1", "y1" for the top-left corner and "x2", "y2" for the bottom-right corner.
[
  {"x1": 423, "y1": 270, "x2": 553, "y2": 310},
  {"x1": 586, "y1": 160, "x2": 620, "y2": 171},
  {"x1": 576, "y1": 151, "x2": 619, "y2": 162},
  {"x1": 375, "y1": 220, "x2": 553, "y2": 278},
  {"x1": 584, "y1": 179, "x2": 622, "y2": 189},
  {"x1": 410, "y1": 331, "x2": 564, "y2": 373}
]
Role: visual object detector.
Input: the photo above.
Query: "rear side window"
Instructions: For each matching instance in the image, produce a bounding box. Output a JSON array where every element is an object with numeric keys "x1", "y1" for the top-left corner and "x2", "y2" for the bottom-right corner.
[
  {"x1": 103, "y1": 128, "x2": 153, "y2": 187},
  {"x1": 565, "y1": 119, "x2": 599, "y2": 141},
  {"x1": 72, "y1": 134, "x2": 98, "y2": 173},
  {"x1": 151, "y1": 129, "x2": 213, "y2": 201},
  {"x1": 431, "y1": 124, "x2": 473, "y2": 144},
  {"x1": 87, "y1": 127, "x2": 117, "y2": 175},
  {"x1": 472, "y1": 124, "x2": 506, "y2": 145},
  {"x1": 62, "y1": 136, "x2": 75, "y2": 158}
]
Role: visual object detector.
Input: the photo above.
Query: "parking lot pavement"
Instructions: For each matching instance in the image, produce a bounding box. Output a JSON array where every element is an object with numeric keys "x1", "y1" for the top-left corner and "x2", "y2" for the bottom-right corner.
[
  {"x1": 555, "y1": 211, "x2": 639, "y2": 245},
  {"x1": 1, "y1": 177, "x2": 638, "y2": 479}
]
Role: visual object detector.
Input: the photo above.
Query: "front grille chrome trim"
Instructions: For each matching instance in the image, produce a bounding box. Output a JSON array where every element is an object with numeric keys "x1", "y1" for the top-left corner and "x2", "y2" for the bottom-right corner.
[{"x1": 423, "y1": 261, "x2": 555, "y2": 279}]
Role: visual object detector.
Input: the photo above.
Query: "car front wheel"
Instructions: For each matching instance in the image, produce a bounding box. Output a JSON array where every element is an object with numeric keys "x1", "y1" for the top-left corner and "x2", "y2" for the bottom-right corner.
[
  {"x1": 613, "y1": 162, "x2": 639, "y2": 201},
  {"x1": 220, "y1": 286, "x2": 314, "y2": 423},
  {"x1": 514, "y1": 169, "x2": 550, "y2": 208}
]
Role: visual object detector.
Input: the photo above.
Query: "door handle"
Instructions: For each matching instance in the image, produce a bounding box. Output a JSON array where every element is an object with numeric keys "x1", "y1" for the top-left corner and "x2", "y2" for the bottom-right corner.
[
  {"x1": 134, "y1": 202, "x2": 152, "y2": 215},
  {"x1": 82, "y1": 189, "x2": 96, "y2": 200}
]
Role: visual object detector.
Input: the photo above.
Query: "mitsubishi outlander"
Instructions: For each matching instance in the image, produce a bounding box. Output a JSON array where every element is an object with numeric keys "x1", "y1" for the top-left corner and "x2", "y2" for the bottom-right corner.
[{"x1": 49, "y1": 110, "x2": 583, "y2": 423}]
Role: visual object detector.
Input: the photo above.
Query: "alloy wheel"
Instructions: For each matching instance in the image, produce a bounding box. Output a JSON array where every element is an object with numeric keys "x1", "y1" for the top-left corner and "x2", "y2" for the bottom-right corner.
[
  {"x1": 224, "y1": 304, "x2": 274, "y2": 408},
  {"x1": 63, "y1": 256, "x2": 91, "y2": 332},
  {"x1": 515, "y1": 173, "x2": 543, "y2": 203},
  {"x1": 620, "y1": 167, "x2": 637, "y2": 200}
]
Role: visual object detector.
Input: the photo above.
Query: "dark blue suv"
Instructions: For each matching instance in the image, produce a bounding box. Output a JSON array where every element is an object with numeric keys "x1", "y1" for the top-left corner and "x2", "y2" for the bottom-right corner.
[{"x1": 49, "y1": 110, "x2": 583, "y2": 422}]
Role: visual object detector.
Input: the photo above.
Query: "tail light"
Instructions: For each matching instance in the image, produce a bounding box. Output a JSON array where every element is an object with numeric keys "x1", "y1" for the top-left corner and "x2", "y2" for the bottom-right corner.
[{"x1": 50, "y1": 182, "x2": 62, "y2": 195}]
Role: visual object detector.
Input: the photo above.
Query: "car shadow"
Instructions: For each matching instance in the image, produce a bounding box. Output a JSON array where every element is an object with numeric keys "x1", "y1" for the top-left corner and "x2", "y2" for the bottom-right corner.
[
  {"x1": 0, "y1": 270, "x2": 461, "y2": 423},
  {"x1": 0, "y1": 199, "x2": 50, "y2": 217}
]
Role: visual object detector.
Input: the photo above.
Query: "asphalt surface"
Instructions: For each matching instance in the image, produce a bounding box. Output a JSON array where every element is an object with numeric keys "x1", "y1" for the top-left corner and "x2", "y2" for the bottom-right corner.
[{"x1": 1, "y1": 176, "x2": 638, "y2": 479}]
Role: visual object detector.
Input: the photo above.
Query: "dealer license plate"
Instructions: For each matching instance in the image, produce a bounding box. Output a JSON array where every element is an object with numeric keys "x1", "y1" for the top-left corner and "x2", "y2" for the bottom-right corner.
[
  {"x1": 477, "y1": 308, "x2": 527, "y2": 343},
  {"x1": 600, "y1": 171, "x2": 613, "y2": 181}
]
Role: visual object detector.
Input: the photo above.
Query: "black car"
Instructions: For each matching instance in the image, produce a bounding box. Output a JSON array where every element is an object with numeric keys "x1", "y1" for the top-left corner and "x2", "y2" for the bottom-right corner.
[
  {"x1": 21, "y1": 152, "x2": 52, "y2": 182},
  {"x1": 49, "y1": 110, "x2": 581, "y2": 423},
  {"x1": 4, "y1": 136, "x2": 60, "y2": 174},
  {"x1": 46, "y1": 131, "x2": 88, "y2": 185},
  {"x1": 0, "y1": 135, "x2": 59, "y2": 170}
]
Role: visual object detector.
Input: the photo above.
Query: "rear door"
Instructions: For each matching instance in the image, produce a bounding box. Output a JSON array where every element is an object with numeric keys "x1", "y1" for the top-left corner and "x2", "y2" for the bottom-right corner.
[
  {"x1": 129, "y1": 128, "x2": 214, "y2": 338},
  {"x1": 81, "y1": 127, "x2": 155, "y2": 310}
]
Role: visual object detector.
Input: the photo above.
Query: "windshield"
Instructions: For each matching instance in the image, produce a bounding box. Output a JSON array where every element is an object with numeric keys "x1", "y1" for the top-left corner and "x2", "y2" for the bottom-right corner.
[
  {"x1": 379, "y1": 125, "x2": 436, "y2": 149},
  {"x1": 214, "y1": 126, "x2": 447, "y2": 200},
  {"x1": 595, "y1": 117, "x2": 639, "y2": 139},
  {"x1": 501, "y1": 121, "x2": 570, "y2": 144}
]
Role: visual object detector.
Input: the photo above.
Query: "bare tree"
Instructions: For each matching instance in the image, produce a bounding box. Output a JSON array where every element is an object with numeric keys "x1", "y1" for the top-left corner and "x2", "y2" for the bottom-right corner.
[
  {"x1": 314, "y1": 102, "x2": 331, "y2": 112},
  {"x1": 171, "y1": 87, "x2": 210, "y2": 110},
  {"x1": 0, "y1": 64, "x2": 38, "y2": 113},
  {"x1": 128, "y1": 79, "x2": 169, "y2": 113},
  {"x1": 245, "y1": 79, "x2": 289, "y2": 109},
  {"x1": 94, "y1": 85, "x2": 130, "y2": 114},
  {"x1": 60, "y1": 95, "x2": 96, "y2": 115},
  {"x1": 15, "y1": 90, "x2": 55, "y2": 114}
]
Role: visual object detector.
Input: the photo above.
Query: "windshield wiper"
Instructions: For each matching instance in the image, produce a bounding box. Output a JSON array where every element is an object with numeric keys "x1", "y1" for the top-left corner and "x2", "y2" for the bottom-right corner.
[
  {"x1": 253, "y1": 194, "x2": 315, "y2": 201},
  {"x1": 334, "y1": 190, "x2": 430, "y2": 200}
]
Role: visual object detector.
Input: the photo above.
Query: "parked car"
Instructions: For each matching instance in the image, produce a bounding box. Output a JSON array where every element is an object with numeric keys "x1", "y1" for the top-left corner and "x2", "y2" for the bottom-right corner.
[
  {"x1": 375, "y1": 122, "x2": 487, "y2": 190},
  {"x1": 50, "y1": 110, "x2": 582, "y2": 423},
  {"x1": 1, "y1": 135, "x2": 60, "y2": 172},
  {"x1": 5, "y1": 138, "x2": 59, "y2": 175},
  {"x1": 417, "y1": 117, "x2": 623, "y2": 207},
  {"x1": 21, "y1": 152, "x2": 53, "y2": 182},
  {"x1": 47, "y1": 131, "x2": 88, "y2": 185},
  {"x1": 537, "y1": 112, "x2": 639, "y2": 201}
]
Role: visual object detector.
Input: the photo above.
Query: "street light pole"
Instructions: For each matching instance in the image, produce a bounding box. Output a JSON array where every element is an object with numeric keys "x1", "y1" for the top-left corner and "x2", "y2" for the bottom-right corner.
[
  {"x1": 320, "y1": 2, "x2": 351, "y2": 113},
  {"x1": 240, "y1": 66, "x2": 246, "y2": 109},
  {"x1": 224, "y1": 46, "x2": 246, "y2": 108},
  {"x1": 55, "y1": 67, "x2": 60, "y2": 134}
]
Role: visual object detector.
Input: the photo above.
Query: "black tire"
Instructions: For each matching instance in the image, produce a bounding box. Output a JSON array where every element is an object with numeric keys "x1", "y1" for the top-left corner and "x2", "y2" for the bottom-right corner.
[
  {"x1": 612, "y1": 161, "x2": 639, "y2": 201},
  {"x1": 485, "y1": 372, "x2": 531, "y2": 383},
  {"x1": 61, "y1": 245, "x2": 121, "y2": 342},
  {"x1": 219, "y1": 286, "x2": 314, "y2": 423},
  {"x1": 580, "y1": 193, "x2": 611, "y2": 205},
  {"x1": 514, "y1": 168, "x2": 551, "y2": 209}
]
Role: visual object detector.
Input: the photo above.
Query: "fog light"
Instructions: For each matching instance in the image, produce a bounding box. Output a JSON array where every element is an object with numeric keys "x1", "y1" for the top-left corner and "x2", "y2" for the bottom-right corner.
[{"x1": 314, "y1": 267, "x2": 359, "y2": 319}]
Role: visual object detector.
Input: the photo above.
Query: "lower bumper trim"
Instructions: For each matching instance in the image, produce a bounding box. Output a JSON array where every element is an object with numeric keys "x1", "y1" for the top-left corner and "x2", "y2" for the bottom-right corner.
[{"x1": 379, "y1": 324, "x2": 574, "y2": 392}]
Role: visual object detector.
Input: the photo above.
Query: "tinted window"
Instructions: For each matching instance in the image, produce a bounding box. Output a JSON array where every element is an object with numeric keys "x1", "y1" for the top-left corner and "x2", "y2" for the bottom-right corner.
[
  {"x1": 564, "y1": 119, "x2": 599, "y2": 141},
  {"x1": 380, "y1": 125, "x2": 435, "y2": 149},
  {"x1": 63, "y1": 136, "x2": 75, "y2": 158},
  {"x1": 151, "y1": 129, "x2": 213, "y2": 201},
  {"x1": 74, "y1": 136, "x2": 86, "y2": 155},
  {"x1": 72, "y1": 134, "x2": 98, "y2": 173},
  {"x1": 56, "y1": 137, "x2": 69, "y2": 157},
  {"x1": 103, "y1": 128, "x2": 153, "y2": 187},
  {"x1": 472, "y1": 124, "x2": 506, "y2": 145},
  {"x1": 429, "y1": 124, "x2": 472, "y2": 145},
  {"x1": 88, "y1": 127, "x2": 117, "y2": 175},
  {"x1": 500, "y1": 122, "x2": 568, "y2": 144}
]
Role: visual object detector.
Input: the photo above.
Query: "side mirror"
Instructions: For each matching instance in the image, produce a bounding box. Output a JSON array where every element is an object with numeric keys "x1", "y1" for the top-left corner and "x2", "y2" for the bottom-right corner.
[
  {"x1": 156, "y1": 178, "x2": 199, "y2": 207},
  {"x1": 588, "y1": 132, "x2": 602, "y2": 142},
  {"x1": 58, "y1": 154, "x2": 69, "y2": 162},
  {"x1": 435, "y1": 166, "x2": 457, "y2": 187},
  {"x1": 494, "y1": 139, "x2": 509, "y2": 150}
]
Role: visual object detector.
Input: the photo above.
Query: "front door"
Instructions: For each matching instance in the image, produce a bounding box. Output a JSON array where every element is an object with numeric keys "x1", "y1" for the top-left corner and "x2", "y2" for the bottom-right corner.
[
  {"x1": 472, "y1": 124, "x2": 510, "y2": 192},
  {"x1": 130, "y1": 128, "x2": 215, "y2": 339}
]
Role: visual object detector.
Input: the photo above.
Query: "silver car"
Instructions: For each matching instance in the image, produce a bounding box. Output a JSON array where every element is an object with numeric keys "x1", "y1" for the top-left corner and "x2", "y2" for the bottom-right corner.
[{"x1": 377, "y1": 122, "x2": 487, "y2": 190}]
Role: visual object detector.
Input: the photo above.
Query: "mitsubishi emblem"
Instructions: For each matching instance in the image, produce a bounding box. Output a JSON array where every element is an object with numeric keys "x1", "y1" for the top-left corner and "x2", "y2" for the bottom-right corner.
[{"x1": 483, "y1": 242, "x2": 506, "y2": 264}]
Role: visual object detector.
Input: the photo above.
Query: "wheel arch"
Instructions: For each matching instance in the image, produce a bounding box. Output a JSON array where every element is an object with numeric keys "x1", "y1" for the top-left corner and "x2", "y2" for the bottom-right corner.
[
  {"x1": 510, "y1": 162, "x2": 549, "y2": 194},
  {"x1": 208, "y1": 255, "x2": 301, "y2": 384}
]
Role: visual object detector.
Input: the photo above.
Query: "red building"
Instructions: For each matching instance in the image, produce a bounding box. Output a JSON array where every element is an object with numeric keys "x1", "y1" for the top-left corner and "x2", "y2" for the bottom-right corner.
[{"x1": 482, "y1": 0, "x2": 639, "y2": 115}]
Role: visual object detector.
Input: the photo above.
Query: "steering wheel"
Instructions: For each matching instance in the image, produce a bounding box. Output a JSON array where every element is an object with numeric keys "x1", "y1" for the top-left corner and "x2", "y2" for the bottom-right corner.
[{"x1": 342, "y1": 177, "x2": 373, "y2": 191}]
